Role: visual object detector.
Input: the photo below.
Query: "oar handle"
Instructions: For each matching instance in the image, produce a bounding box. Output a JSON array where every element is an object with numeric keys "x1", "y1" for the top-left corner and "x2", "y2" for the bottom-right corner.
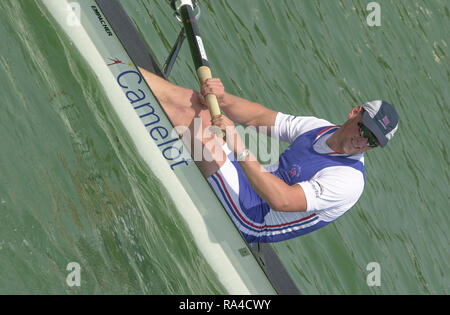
[
  {"x1": 197, "y1": 66, "x2": 221, "y2": 117},
  {"x1": 198, "y1": 67, "x2": 224, "y2": 139}
]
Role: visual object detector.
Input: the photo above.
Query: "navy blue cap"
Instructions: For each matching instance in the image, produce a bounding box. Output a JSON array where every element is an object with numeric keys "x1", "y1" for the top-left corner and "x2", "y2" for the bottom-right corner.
[{"x1": 362, "y1": 101, "x2": 399, "y2": 147}]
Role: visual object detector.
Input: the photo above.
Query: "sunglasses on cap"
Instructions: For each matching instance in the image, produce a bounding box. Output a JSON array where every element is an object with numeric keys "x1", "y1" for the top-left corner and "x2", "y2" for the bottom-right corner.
[{"x1": 358, "y1": 122, "x2": 379, "y2": 148}]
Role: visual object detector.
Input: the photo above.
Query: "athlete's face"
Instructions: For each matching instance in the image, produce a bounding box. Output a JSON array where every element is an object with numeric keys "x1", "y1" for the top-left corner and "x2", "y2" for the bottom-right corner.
[{"x1": 341, "y1": 107, "x2": 378, "y2": 155}]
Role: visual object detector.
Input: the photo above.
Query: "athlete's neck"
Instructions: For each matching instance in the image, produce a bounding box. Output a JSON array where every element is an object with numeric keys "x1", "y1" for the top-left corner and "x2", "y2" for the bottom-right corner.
[{"x1": 326, "y1": 127, "x2": 344, "y2": 154}]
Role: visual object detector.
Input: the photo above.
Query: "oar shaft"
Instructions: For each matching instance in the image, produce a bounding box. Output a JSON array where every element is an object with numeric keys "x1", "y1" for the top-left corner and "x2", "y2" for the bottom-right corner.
[{"x1": 179, "y1": 1, "x2": 221, "y2": 118}]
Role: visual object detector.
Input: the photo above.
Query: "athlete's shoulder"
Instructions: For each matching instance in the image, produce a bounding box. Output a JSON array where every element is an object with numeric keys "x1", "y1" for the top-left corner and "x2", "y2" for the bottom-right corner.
[{"x1": 274, "y1": 112, "x2": 334, "y2": 143}]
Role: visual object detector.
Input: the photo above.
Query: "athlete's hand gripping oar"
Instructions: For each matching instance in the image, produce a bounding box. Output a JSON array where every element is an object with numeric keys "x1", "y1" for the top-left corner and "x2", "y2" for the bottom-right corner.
[{"x1": 177, "y1": 0, "x2": 224, "y2": 138}]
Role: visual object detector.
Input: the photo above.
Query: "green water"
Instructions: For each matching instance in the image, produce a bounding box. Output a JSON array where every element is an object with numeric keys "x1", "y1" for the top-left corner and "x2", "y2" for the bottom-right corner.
[{"x1": 0, "y1": 0, "x2": 448, "y2": 294}]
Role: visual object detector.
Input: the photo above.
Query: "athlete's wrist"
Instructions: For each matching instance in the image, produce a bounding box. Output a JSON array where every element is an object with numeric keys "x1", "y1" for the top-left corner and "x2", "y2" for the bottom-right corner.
[{"x1": 218, "y1": 92, "x2": 233, "y2": 108}]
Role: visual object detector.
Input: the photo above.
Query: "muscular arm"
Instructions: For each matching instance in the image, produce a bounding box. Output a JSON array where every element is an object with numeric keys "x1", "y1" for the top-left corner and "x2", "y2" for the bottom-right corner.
[
  {"x1": 206, "y1": 79, "x2": 307, "y2": 211},
  {"x1": 202, "y1": 79, "x2": 278, "y2": 135},
  {"x1": 212, "y1": 115, "x2": 307, "y2": 212},
  {"x1": 221, "y1": 93, "x2": 278, "y2": 130},
  {"x1": 238, "y1": 151, "x2": 308, "y2": 212}
]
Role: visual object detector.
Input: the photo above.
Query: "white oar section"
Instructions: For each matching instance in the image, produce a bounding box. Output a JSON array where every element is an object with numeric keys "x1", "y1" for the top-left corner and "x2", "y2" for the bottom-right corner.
[
  {"x1": 41, "y1": 0, "x2": 276, "y2": 294},
  {"x1": 179, "y1": 0, "x2": 195, "y2": 7}
]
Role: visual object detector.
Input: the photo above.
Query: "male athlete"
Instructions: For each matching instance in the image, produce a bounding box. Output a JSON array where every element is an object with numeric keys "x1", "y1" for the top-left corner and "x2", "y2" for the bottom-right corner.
[{"x1": 140, "y1": 68, "x2": 399, "y2": 243}]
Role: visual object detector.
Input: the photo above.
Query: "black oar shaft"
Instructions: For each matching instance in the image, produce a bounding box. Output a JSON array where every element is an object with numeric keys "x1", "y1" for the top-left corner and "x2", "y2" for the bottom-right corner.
[
  {"x1": 179, "y1": 1, "x2": 221, "y2": 118},
  {"x1": 179, "y1": 4, "x2": 208, "y2": 69}
]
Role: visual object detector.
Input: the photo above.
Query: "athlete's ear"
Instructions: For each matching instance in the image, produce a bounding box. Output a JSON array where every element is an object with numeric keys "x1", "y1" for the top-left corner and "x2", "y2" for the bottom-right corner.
[{"x1": 348, "y1": 106, "x2": 363, "y2": 120}]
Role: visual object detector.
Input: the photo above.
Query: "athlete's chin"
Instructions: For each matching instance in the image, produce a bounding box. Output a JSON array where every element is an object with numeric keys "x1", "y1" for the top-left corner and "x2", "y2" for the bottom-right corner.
[{"x1": 343, "y1": 141, "x2": 363, "y2": 155}]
